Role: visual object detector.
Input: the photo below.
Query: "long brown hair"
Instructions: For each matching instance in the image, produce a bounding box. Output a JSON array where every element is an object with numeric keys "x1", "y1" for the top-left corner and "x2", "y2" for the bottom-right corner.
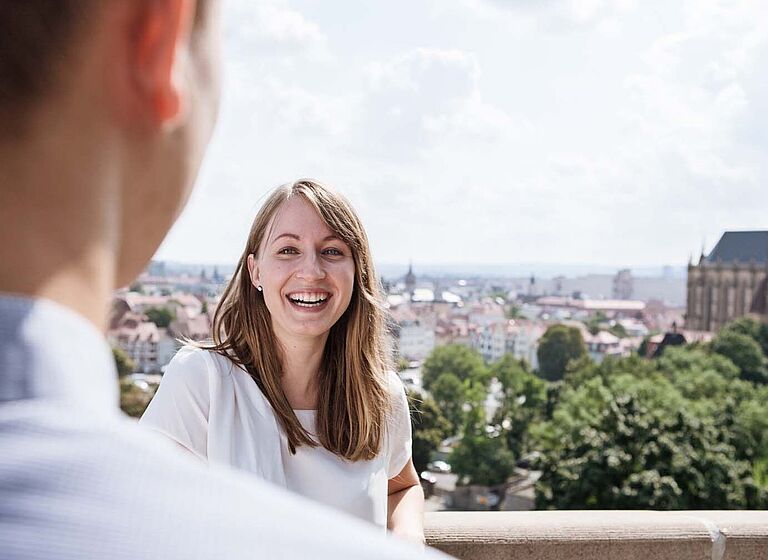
[{"x1": 205, "y1": 179, "x2": 392, "y2": 460}]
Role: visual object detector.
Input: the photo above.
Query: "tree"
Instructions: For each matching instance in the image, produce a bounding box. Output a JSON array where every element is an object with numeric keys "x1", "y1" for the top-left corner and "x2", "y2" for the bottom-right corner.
[
  {"x1": 112, "y1": 346, "x2": 135, "y2": 377},
  {"x1": 608, "y1": 322, "x2": 627, "y2": 339},
  {"x1": 533, "y1": 374, "x2": 756, "y2": 509},
  {"x1": 491, "y1": 354, "x2": 547, "y2": 458},
  {"x1": 145, "y1": 306, "x2": 175, "y2": 328},
  {"x1": 421, "y1": 344, "x2": 487, "y2": 391},
  {"x1": 532, "y1": 347, "x2": 768, "y2": 510},
  {"x1": 637, "y1": 335, "x2": 651, "y2": 358},
  {"x1": 429, "y1": 373, "x2": 467, "y2": 435},
  {"x1": 584, "y1": 312, "x2": 607, "y2": 336},
  {"x1": 721, "y1": 316, "x2": 768, "y2": 358},
  {"x1": 711, "y1": 330, "x2": 767, "y2": 384},
  {"x1": 536, "y1": 324, "x2": 587, "y2": 381},
  {"x1": 408, "y1": 390, "x2": 451, "y2": 473},
  {"x1": 505, "y1": 303, "x2": 523, "y2": 320},
  {"x1": 120, "y1": 378, "x2": 158, "y2": 418},
  {"x1": 450, "y1": 388, "x2": 516, "y2": 487}
]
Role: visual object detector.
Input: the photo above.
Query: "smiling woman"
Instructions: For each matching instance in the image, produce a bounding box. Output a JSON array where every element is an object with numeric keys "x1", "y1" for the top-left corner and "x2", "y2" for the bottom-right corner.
[
  {"x1": 140, "y1": 179, "x2": 425, "y2": 544},
  {"x1": 248, "y1": 197, "x2": 356, "y2": 346}
]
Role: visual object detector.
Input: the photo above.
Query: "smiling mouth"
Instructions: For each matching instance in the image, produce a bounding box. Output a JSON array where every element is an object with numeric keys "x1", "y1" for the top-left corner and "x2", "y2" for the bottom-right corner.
[{"x1": 286, "y1": 291, "x2": 331, "y2": 308}]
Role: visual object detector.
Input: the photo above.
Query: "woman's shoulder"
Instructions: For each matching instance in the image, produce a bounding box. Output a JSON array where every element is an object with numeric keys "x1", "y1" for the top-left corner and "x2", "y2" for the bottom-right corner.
[
  {"x1": 385, "y1": 370, "x2": 410, "y2": 404},
  {"x1": 163, "y1": 345, "x2": 241, "y2": 387},
  {"x1": 385, "y1": 370, "x2": 406, "y2": 393},
  {"x1": 384, "y1": 370, "x2": 409, "y2": 416}
]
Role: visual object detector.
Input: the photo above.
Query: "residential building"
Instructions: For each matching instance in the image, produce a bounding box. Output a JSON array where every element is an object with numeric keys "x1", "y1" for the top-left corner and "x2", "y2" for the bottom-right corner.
[
  {"x1": 108, "y1": 314, "x2": 160, "y2": 373},
  {"x1": 613, "y1": 269, "x2": 634, "y2": 300},
  {"x1": 471, "y1": 319, "x2": 544, "y2": 368},
  {"x1": 389, "y1": 307, "x2": 436, "y2": 362}
]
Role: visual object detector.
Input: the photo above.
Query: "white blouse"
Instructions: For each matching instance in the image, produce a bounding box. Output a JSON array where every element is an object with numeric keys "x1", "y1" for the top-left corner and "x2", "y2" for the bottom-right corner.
[{"x1": 139, "y1": 346, "x2": 412, "y2": 528}]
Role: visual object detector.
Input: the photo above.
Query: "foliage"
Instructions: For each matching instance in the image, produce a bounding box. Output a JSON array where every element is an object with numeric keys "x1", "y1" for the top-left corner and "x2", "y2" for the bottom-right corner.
[
  {"x1": 721, "y1": 317, "x2": 768, "y2": 357},
  {"x1": 505, "y1": 304, "x2": 523, "y2": 320},
  {"x1": 450, "y1": 389, "x2": 516, "y2": 487},
  {"x1": 637, "y1": 335, "x2": 651, "y2": 358},
  {"x1": 397, "y1": 357, "x2": 411, "y2": 372},
  {"x1": 408, "y1": 390, "x2": 452, "y2": 474},
  {"x1": 430, "y1": 373, "x2": 469, "y2": 435},
  {"x1": 711, "y1": 330, "x2": 767, "y2": 384},
  {"x1": 583, "y1": 312, "x2": 607, "y2": 336},
  {"x1": 421, "y1": 344, "x2": 487, "y2": 391},
  {"x1": 533, "y1": 345, "x2": 768, "y2": 510},
  {"x1": 144, "y1": 306, "x2": 175, "y2": 329},
  {"x1": 119, "y1": 378, "x2": 157, "y2": 418},
  {"x1": 112, "y1": 346, "x2": 135, "y2": 377},
  {"x1": 536, "y1": 324, "x2": 587, "y2": 381},
  {"x1": 608, "y1": 322, "x2": 627, "y2": 339},
  {"x1": 732, "y1": 387, "x2": 768, "y2": 462},
  {"x1": 491, "y1": 354, "x2": 547, "y2": 458},
  {"x1": 533, "y1": 373, "x2": 758, "y2": 509}
]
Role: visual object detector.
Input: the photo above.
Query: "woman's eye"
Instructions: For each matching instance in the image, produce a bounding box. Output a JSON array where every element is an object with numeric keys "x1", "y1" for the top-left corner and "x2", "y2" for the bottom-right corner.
[
  {"x1": 278, "y1": 247, "x2": 299, "y2": 255},
  {"x1": 322, "y1": 248, "x2": 343, "y2": 256}
]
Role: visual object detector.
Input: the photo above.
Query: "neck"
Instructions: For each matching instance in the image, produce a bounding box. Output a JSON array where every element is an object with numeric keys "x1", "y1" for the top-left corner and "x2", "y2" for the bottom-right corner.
[
  {"x1": 0, "y1": 112, "x2": 119, "y2": 330},
  {"x1": 276, "y1": 330, "x2": 329, "y2": 410}
]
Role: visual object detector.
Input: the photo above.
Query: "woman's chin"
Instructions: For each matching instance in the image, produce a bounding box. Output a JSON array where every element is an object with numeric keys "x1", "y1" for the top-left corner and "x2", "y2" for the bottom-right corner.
[{"x1": 278, "y1": 320, "x2": 334, "y2": 341}]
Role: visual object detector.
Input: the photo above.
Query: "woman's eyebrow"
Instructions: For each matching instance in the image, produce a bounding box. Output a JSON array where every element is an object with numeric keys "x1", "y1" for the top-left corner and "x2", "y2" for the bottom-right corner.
[
  {"x1": 271, "y1": 233, "x2": 300, "y2": 243},
  {"x1": 270, "y1": 233, "x2": 344, "y2": 243}
]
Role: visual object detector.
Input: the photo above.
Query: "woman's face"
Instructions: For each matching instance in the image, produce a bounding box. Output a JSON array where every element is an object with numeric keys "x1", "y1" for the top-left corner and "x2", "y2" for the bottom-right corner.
[{"x1": 249, "y1": 197, "x2": 355, "y2": 345}]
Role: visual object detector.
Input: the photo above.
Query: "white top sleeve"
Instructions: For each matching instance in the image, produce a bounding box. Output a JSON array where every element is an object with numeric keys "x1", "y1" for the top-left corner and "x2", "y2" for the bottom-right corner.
[
  {"x1": 386, "y1": 371, "x2": 413, "y2": 479},
  {"x1": 139, "y1": 346, "x2": 211, "y2": 461}
]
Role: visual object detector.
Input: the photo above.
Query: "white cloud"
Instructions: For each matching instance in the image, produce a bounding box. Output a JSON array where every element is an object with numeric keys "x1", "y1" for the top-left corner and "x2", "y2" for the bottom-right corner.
[
  {"x1": 453, "y1": 0, "x2": 637, "y2": 34},
  {"x1": 225, "y1": 0, "x2": 331, "y2": 60},
  {"x1": 351, "y1": 48, "x2": 520, "y2": 160},
  {"x1": 156, "y1": 0, "x2": 768, "y2": 268}
]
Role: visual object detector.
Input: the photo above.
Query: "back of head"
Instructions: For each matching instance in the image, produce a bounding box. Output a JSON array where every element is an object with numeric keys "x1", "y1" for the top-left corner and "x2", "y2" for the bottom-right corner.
[
  {"x1": 0, "y1": 0, "x2": 222, "y2": 325},
  {"x1": 0, "y1": 0, "x2": 93, "y2": 139}
]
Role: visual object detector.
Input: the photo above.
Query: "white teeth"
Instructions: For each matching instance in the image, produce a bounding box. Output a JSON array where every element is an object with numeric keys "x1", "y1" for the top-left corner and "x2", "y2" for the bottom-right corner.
[{"x1": 288, "y1": 292, "x2": 329, "y2": 306}]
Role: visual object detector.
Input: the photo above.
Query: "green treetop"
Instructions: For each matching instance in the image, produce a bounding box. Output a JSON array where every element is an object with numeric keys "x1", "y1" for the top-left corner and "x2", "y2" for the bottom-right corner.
[{"x1": 536, "y1": 324, "x2": 587, "y2": 381}]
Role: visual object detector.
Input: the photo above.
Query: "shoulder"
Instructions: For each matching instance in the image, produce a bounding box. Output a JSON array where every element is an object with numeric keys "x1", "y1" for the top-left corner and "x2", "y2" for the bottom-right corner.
[
  {"x1": 148, "y1": 346, "x2": 234, "y2": 411},
  {"x1": 385, "y1": 370, "x2": 406, "y2": 397},
  {"x1": 163, "y1": 346, "x2": 237, "y2": 385},
  {"x1": 384, "y1": 371, "x2": 410, "y2": 420}
]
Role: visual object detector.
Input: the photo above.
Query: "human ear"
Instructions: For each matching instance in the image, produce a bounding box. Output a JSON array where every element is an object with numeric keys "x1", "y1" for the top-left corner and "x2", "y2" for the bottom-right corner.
[
  {"x1": 246, "y1": 254, "x2": 261, "y2": 290},
  {"x1": 126, "y1": 0, "x2": 197, "y2": 127}
]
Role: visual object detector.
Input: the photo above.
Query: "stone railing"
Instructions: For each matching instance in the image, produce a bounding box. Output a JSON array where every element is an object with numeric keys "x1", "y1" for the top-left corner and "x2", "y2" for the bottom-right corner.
[{"x1": 425, "y1": 511, "x2": 768, "y2": 559}]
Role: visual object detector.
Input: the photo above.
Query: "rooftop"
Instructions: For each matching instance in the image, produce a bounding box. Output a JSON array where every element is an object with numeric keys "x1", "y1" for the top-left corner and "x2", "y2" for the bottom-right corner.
[{"x1": 706, "y1": 230, "x2": 768, "y2": 265}]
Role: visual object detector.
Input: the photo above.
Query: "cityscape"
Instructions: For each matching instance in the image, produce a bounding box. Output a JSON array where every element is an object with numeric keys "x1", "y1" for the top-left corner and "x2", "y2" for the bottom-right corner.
[{"x1": 115, "y1": 229, "x2": 768, "y2": 512}]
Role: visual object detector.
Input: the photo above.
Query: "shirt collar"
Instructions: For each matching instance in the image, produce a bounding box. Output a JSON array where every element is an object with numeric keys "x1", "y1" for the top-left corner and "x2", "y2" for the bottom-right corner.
[{"x1": 0, "y1": 293, "x2": 120, "y2": 418}]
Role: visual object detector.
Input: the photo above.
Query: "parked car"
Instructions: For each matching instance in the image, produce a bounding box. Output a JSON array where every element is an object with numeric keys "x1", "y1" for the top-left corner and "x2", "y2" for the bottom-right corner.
[{"x1": 427, "y1": 460, "x2": 451, "y2": 473}]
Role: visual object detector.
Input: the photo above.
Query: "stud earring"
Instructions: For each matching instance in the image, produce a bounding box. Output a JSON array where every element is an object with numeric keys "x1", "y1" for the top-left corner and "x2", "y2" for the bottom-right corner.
[{"x1": 257, "y1": 285, "x2": 263, "y2": 292}]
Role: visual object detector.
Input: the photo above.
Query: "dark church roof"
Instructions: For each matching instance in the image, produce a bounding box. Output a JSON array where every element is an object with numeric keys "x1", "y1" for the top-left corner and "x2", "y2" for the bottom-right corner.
[
  {"x1": 706, "y1": 231, "x2": 768, "y2": 265},
  {"x1": 651, "y1": 332, "x2": 687, "y2": 358}
]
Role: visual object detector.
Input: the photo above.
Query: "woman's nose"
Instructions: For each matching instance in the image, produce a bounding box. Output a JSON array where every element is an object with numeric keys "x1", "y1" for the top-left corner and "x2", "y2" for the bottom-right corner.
[{"x1": 295, "y1": 252, "x2": 327, "y2": 280}]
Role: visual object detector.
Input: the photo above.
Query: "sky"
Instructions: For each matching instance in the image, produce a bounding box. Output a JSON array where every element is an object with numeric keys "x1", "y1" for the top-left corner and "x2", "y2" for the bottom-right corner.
[{"x1": 155, "y1": 0, "x2": 768, "y2": 270}]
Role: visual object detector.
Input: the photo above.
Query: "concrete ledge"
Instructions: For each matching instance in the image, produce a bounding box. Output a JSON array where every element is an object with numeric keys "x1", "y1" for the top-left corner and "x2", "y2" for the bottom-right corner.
[{"x1": 424, "y1": 511, "x2": 768, "y2": 560}]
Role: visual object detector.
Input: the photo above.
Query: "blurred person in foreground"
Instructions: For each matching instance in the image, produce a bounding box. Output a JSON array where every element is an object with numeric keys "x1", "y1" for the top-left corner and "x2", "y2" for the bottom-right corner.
[{"x1": 0, "y1": 1, "x2": 445, "y2": 558}]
